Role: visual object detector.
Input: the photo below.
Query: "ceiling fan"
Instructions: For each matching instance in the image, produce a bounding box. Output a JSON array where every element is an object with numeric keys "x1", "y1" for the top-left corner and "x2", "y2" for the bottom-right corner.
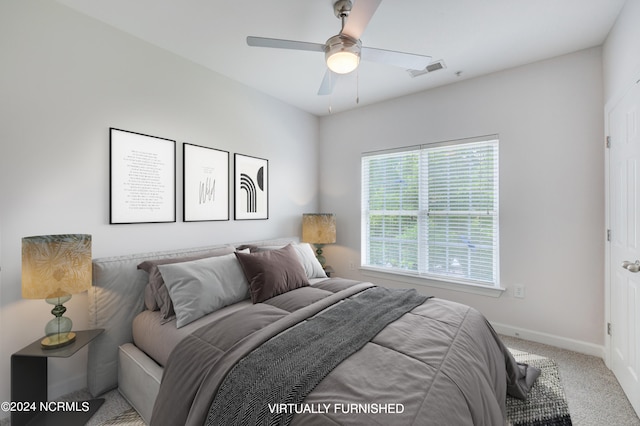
[{"x1": 246, "y1": 0, "x2": 432, "y2": 96}]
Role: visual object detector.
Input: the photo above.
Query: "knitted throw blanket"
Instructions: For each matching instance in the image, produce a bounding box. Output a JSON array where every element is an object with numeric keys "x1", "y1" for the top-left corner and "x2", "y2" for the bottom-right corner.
[{"x1": 206, "y1": 287, "x2": 429, "y2": 426}]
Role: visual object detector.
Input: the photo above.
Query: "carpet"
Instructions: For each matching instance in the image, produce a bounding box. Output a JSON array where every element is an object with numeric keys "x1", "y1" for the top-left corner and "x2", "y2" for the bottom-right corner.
[
  {"x1": 99, "y1": 408, "x2": 145, "y2": 426},
  {"x1": 507, "y1": 349, "x2": 573, "y2": 426},
  {"x1": 100, "y1": 349, "x2": 572, "y2": 426}
]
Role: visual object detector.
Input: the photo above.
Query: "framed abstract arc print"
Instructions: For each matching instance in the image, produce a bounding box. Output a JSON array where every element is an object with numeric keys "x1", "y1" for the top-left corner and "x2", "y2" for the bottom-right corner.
[
  {"x1": 234, "y1": 153, "x2": 268, "y2": 220},
  {"x1": 109, "y1": 128, "x2": 176, "y2": 224},
  {"x1": 183, "y1": 143, "x2": 229, "y2": 222}
]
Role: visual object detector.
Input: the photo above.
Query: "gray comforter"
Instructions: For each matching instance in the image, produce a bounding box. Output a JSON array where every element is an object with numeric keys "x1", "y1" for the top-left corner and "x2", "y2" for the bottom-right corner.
[{"x1": 151, "y1": 279, "x2": 538, "y2": 426}]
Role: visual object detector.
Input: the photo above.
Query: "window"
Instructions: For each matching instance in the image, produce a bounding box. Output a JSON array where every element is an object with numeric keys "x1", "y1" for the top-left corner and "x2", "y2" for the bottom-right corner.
[{"x1": 361, "y1": 136, "x2": 499, "y2": 288}]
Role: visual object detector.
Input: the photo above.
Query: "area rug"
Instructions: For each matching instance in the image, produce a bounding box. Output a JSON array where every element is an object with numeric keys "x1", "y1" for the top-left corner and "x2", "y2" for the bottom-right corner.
[
  {"x1": 100, "y1": 349, "x2": 572, "y2": 426},
  {"x1": 507, "y1": 349, "x2": 573, "y2": 426}
]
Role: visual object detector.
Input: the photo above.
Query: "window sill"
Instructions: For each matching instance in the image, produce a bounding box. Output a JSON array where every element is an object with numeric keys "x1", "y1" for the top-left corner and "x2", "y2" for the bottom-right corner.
[{"x1": 360, "y1": 267, "x2": 506, "y2": 298}]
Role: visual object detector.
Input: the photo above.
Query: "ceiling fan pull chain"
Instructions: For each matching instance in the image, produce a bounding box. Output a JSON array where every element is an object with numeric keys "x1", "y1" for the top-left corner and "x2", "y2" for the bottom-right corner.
[
  {"x1": 329, "y1": 72, "x2": 334, "y2": 114},
  {"x1": 356, "y1": 68, "x2": 360, "y2": 104}
]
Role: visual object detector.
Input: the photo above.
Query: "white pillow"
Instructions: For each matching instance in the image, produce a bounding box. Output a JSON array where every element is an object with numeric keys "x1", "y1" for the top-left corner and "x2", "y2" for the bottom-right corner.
[
  {"x1": 293, "y1": 243, "x2": 328, "y2": 279},
  {"x1": 158, "y1": 252, "x2": 249, "y2": 328}
]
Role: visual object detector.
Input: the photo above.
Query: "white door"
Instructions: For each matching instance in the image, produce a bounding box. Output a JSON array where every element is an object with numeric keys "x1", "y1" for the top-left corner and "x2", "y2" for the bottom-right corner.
[{"x1": 609, "y1": 79, "x2": 640, "y2": 417}]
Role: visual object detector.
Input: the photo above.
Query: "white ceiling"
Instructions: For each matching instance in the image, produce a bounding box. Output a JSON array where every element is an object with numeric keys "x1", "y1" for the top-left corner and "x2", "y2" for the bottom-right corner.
[{"x1": 56, "y1": 0, "x2": 625, "y2": 116}]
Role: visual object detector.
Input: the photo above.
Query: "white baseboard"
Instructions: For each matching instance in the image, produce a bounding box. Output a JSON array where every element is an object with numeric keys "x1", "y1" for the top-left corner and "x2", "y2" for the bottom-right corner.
[{"x1": 491, "y1": 322, "x2": 606, "y2": 359}]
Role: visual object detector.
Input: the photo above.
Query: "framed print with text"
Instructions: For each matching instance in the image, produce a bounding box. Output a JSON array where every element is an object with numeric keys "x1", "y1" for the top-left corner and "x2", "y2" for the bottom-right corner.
[
  {"x1": 234, "y1": 153, "x2": 268, "y2": 220},
  {"x1": 110, "y1": 128, "x2": 176, "y2": 224},
  {"x1": 183, "y1": 143, "x2": 229, "y2": 221}
]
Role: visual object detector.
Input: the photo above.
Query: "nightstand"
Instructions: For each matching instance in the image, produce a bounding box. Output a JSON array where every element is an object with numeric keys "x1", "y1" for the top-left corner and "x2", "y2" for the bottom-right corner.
[
  {"x1": 11, "y1": 329, "x2": 105, "y2": 426},
  {"x1": 324, "y1": 265, "x2": 335, "y2": 277}
]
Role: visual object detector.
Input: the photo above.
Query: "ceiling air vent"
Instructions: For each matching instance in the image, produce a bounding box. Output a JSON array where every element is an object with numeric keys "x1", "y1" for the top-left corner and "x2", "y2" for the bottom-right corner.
[{"x1": 407, "y1": 60, "x2": 446, "y2": 78}]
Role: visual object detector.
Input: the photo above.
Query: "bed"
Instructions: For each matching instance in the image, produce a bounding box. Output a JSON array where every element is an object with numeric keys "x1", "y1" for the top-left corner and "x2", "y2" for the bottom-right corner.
[{"x1": 87, "y1": 237, "x2": 538, "y2": 426}]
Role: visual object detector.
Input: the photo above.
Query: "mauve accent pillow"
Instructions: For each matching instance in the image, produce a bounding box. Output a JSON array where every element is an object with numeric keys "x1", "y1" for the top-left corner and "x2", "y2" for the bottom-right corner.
[
  {"x1": 252, "y1": 243, "x2": 327, "y2": 279},
  {"x1": 143, "y1": 284, "x2": 157, "y2": 312},
  {"x1": 235, "y1": 244, "x2": 310, "y2": 303},
  {"x1": 137, "y1": 245, "x2": 236, "y2": 319}
]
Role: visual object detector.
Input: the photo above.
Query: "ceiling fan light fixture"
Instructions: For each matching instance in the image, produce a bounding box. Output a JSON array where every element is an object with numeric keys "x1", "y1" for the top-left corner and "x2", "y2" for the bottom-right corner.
[{"x1": 325, "y1": 34, "x2": 361, "y2": 74}]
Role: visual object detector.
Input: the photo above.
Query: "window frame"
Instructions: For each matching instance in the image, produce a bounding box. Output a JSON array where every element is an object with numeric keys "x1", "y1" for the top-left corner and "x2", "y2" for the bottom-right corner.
[{"x1": 360, "y1": 135, "x2": 503, "y2": 297}]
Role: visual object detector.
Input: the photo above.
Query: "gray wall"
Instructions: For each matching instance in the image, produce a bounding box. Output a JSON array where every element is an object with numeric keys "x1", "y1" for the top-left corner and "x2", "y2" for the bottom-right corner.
[
  {"x1": 319, "y1": 47, "x2": 605, "y2": 353},
  {"x1": 603, "y1": 0, "x2": 640, "y2": 104},
  {"x1": 0, "y1": 0, "x2": 320, "y2": 408}
]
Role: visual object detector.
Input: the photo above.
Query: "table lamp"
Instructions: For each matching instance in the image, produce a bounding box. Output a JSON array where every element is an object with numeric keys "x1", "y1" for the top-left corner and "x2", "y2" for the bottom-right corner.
[
  {"x1": 22, "y1": 234, "x2": 92, "y2": 349},
  {"x1": 301, "y1": 213, "x2": 336, "y2": 268}
]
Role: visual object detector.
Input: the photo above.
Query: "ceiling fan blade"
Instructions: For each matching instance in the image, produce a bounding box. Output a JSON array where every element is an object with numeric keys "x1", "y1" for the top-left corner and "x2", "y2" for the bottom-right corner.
[
  {"x1": 361, "y1": 46, "x2": 432, "y2": 70},
  {"x1": 317, "y1": 69, "x2": 341, "y2": 96},
  {"x1": 341, "y1": 0, "x2": 383, "y2": 40},
  {"x1": 246, "y1": 36, "x2": 325, "y2": 52}
]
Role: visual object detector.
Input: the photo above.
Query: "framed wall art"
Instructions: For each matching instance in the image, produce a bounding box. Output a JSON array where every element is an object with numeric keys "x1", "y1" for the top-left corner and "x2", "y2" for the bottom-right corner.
[
  {"x1": 234, "y1": 153, "x2": 268, "y2": 220},
  {"x1": 183, "y1": 143, "x2": 229, "y2": 222},
  {"x1": 110, "y1": 128, "x2": 176, "y2": 224}
]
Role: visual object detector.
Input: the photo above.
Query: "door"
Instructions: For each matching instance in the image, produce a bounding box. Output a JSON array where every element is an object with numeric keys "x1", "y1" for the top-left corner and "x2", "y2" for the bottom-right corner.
[{"x1": 609, "y1": 79, "x2": 640, "y2": 417}]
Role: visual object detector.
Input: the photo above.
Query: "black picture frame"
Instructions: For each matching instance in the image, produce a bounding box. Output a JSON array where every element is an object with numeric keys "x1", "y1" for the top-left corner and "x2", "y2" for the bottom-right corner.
[
  {"x1": 183, "y1": 143, "x2": 230, "y2": 222},
  {"x1": 109, "y1": 128, "x2": 176, "y2": 224},
  {"x1": 234, "y1": 153, "x2": 268, "y2": 220}
]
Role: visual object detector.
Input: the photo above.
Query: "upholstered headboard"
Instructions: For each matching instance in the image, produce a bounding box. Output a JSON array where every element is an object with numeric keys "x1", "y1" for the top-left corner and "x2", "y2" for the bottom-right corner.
[{"x1": 86, "y1": 237, "x2": 298, "y2": 397}]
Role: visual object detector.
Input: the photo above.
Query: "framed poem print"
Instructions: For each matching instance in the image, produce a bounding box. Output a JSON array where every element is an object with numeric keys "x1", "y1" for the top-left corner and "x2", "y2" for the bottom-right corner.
[
  {"x1": 183, "y1": 143, "x2": 229, "y2": 222},
  {"x1": 234, "y1": 153, "x2": 268, "y2": 220},
  {"x1": 110, "y1": 128, "x2": 176, "y2": 224}
]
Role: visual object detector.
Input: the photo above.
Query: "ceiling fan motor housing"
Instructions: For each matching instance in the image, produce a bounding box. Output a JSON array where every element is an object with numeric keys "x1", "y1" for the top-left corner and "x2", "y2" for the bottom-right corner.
[{"x1": 325, "y1": 34, "x2": 361, "y2": 74}]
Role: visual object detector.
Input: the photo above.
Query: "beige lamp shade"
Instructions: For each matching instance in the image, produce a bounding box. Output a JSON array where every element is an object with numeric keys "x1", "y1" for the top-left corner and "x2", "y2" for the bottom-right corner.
[
  {"x1": 22, "y1": 234, "x2": 92, "y2": 299},
  {"x1": 302, "y1": 214, "x2": 336, "y2": 245}
]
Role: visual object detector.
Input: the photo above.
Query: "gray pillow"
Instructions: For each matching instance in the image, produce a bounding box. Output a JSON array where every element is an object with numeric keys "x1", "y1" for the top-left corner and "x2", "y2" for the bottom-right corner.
[
  {"x1": 137, "y1": 245, "x2": 235, "y2": 318},
  {"x1": 157, "y1": 252, "x2": 250, "y2": 328},
  {"x1": 235, "y1": 244, "x2": 310, "y2": 303}
]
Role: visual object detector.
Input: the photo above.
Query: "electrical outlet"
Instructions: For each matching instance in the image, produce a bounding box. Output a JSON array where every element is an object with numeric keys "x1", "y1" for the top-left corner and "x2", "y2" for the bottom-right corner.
[{"x1": 513, "y1": 285, "x2": 526, "y2": 299}]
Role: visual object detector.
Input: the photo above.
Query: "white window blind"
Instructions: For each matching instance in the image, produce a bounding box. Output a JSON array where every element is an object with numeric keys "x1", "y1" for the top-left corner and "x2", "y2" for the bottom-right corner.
[{"x1": 361, "y1": 136, "x2": 499, "y2": 287}]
